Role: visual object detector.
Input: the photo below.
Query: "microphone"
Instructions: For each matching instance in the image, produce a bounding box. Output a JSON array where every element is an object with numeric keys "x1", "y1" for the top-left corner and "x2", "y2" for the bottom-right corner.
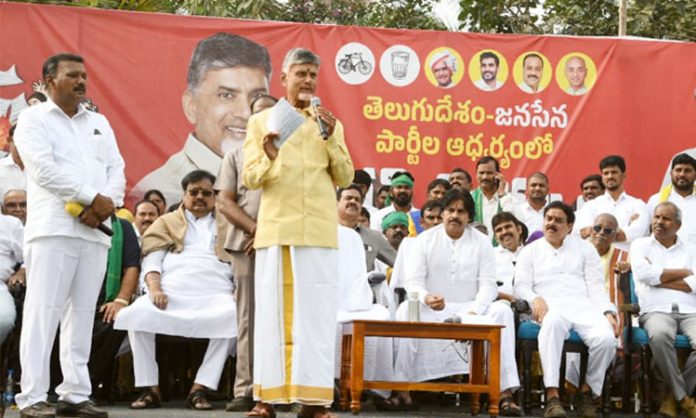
[
  {"x1": 65, "y1": 201, "x2": 114, "y2": 236},
  {"x1": 310, "y1": 97, "x2": 329, "y2": 140}
]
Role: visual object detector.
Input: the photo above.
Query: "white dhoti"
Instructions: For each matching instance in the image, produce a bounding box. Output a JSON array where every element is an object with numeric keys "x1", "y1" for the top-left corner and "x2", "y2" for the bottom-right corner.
[
  {"x1": 253, "y1": 246, "x2": 338, "y2": 406},
  {"x1": 538, "y1": 301, "x2": 616, "y2": 396},
  {"x1": 16, "y1": 236, "x2": 108, "y2": 409},
  {"x1": 114, "y1": 248, "x2": 236, "y2": 389},
  {"x1": 393, "y1": 300, "x2": 520, "y2": 392}
]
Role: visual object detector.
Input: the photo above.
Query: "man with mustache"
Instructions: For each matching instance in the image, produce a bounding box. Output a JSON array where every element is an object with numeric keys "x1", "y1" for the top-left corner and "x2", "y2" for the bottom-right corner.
[
  {"x1": 518, "y1": 53, "x2": 544, "y2": 93},
  {"x1": 448, "y1": 167, "x2": 472, "y2": 191},
  {"x1": 647, "y1": 153, "x2": 696, "y2": 245},
  {"x1": 337, "y1": 185, "x2": 395, "y2": 271},
  {"x1": 491, "y1": 212, "x2": 528, "y2": 303},
  {"x1": 133, "y1": 199, "x2": 159, "y2": 239},
  {"x1": 515, "y1": 201, "x2": 618, "y2": 418},
  {"x1": 14, "y1": 53, "x2": 126, "y2": 418},
  {"x1": 2, "y1": 189, "x2": 27, "y2": 225},
  {"x1": 392, "y1": 189, "x2": 521, "y2": 415},
  {"x1": 630, "y1": 202, "x2": 696, "y2": 418},
  {"x1": 509, "y1": 172, "x2": 549, "y2": 234},
  {"x1": 572, "y1": 174, "x2": 604, "y2": 212},
  {"x1": 382, "y1": 212, "x2": 409, "y2": 251},
  {"x1": 564, "y1": 55, "x2": 589, "y2": 96},
  {"x1": 115, "y1": 170, "x2": 235, "y2": 411},
  {"x1": 371, "y1": 172, "x2": 422, "y2": 235},
  {"x1": 474, "y1": 51, "x2": 503, "y2": 91},
  {"x1": 131, "y1": 32, "x2": 271, "y2": 206},
  {"x1": 470, "y1": 156, "x2": 513, "y2": 239},
  {"x1": 575, "y1": 155, "x2": 649, "y2": 251}
]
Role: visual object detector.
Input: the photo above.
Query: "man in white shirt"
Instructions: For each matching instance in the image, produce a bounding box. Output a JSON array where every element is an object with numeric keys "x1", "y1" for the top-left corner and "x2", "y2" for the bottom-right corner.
[
  {"x1": 474, "y1": 51, "x2": 504, "y2": 91},
  {"x1": 2, "y1": 189, "x2": 27, "y2": 225},
  {"x1": 630, "y1": 202, "x2": 696, "y2": 418},
  {"x1": 470, "y1": 156, "x2": 511, "y2": 238},
  {"x1": 576, "y1": 155, "x2": 648, "y2": 252},
  {"x1": 14, "y1": 53, "x2": 125, "y2": 418},
  {"x1": 647, "y1": 153, "x2": 696, "y2": 246},
  {"x1": 371, "y1": 172, "x2": 421, "y2": 235},
  {"x1": 394, "y1": 189, "x2": 521, "y2": 415},
  {"x1": 132, "y1": 199, "x2": 160, "y2": 240},
  {"x1": 0, "y1": 213, "x2": 23, "y2": 346},
  {"x1": 509, "y1": 172, "x2": 548, "y2": 235},
  {"x1": 515, "y1": 201, "x2": 618, "y2": 418},
  {"x1": 0, "y1": 125, "x2": 26, "y2": 197},
  {"x1": 115, "y1": 170, "x2": 235, "y2": 411},
  {"x1": 491, "y1": 211, "x2": 527, "y2": 301},
  {"x1": 130, "y1": 33, "x2": 271, "y2": 204}
]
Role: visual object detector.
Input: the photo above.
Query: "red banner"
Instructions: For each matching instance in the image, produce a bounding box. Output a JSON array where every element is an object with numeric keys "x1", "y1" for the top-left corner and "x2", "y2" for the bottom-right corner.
[{"x1": 2, "y1": 3, "x2": 695, "y2": 207}]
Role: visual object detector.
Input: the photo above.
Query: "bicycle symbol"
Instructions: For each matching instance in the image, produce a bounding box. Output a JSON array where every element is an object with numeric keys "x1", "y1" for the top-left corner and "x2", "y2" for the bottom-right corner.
[{"x1": 337, "y1": 52, "x2": 373, "y2": 75}]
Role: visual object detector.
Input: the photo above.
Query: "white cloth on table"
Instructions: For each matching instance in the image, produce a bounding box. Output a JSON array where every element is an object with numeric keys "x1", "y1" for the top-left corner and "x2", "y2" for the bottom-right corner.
[{"x1": 514, "y1": 235, "x2": 617, "y2": 396}]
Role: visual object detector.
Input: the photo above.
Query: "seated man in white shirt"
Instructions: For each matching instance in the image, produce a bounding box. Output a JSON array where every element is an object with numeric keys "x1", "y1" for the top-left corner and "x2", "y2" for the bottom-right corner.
[
  {"x1": 491, "y1": 211, "x2": 528, "y2": 302},
  {"x1": 393, "y1": 189, "x2": 521, "y2": 415},
  {"x1": 114, "y1": 170, "x2": 236, "y2": 411},
  {"x1": 515, "y1": 201, "x2": 618, "y2": 418},
  {"x1": 630, "y1": 202, "x2": 696, "y2": 418},
  {"x1": 0, "y1": 213, "x2": 23, "y2": 345}
]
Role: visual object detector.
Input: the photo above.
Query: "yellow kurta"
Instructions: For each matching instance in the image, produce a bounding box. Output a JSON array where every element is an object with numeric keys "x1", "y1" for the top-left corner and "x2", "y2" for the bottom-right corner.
[{"x1": 243, "y1": 105, "x2": 353, "y2": 249}]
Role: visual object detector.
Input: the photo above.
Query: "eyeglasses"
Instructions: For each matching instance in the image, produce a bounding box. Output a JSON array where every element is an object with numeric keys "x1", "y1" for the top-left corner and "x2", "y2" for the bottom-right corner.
[
  {"x1": 187, "y1": 189, "x2": 214, "y2": 197},
  {"x1": 592, "y1": 224, "x2": 615, "y2": 235}
]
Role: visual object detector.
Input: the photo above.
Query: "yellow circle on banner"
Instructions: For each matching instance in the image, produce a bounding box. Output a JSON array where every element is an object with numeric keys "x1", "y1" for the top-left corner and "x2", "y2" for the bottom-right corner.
[
  {"x1": 555, "y1": 52, "x2": 597, "y2": 96},
  {"x1": 512, "y1": 51, "x2": 552, "y2": 93},
  {"x1": 468, "y1": 49, "x2": 509, "y2": 91},
  {"x1": 424, "y1": 47, "x2": 465, "y2": 89}
]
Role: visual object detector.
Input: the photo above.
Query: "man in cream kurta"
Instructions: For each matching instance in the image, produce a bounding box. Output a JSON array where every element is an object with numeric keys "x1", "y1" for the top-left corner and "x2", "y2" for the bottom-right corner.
[
  {"x1": 243, "y1": 48, "x2": 353, "y2": 418},
  {"x1": 515, "y1": 201, "x2": 618, "y2": 418},
  {"x1": 14, "y1": 54, "x2": 125, "y2": 418},
  {"x1": 115, "y1": 170, "x2": 235, "y2": 410},
  {"x1": 395, "y1": 189, "x2": 520, "y2": 414}
]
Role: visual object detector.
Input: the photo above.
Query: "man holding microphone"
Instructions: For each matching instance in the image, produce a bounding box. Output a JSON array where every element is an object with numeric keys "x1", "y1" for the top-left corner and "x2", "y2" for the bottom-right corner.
[
  {"x1": 14, "y1": 53, "x2": 125, "y2": 418},
  {"x1": 243, "y1": 48, "x2": 353, "y2": 418}
]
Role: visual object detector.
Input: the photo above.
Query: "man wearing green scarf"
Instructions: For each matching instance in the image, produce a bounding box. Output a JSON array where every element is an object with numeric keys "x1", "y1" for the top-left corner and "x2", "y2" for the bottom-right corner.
[
  {"x1": 381, "y1": 211, "x2": 410, "y2": 251},
  {"x1": 371, "y1": 172, "x2": 422, "y2": 235}
]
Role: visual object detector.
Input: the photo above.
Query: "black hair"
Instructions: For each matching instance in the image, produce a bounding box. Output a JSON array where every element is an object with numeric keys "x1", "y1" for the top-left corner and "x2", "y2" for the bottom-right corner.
[
  {"x1": 427, "y1": 178, "x2": 452, "y2": 193},
  {"x1": 420, "y1": 199, "x2": 444, "y2": 218},
  {"x1": 599, "y1": 155, "x2": 626, "y2": 173},
  {"x1": 181, "y1": 170, "x2": 216, "y2": 190},
  {"x1": 543, "y1": 201, "x2": 575, "y2": 224},
  {"x1": 476, "y1": 156, "x2": 500, "y2": 172},
  {"x1": 42, "y1": 53, "x2": 84, "y2": 79},
  {"x1": 134, "y1": 199, "x2": 161, "y2": 216},
  {"x1": 441, "y1": 189, "x2": 476, "y2": 223}
]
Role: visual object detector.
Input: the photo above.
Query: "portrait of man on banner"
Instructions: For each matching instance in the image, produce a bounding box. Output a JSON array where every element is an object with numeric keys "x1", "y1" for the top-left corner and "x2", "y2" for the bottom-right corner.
[{"x1": 130, "y1": 32, "x2": 272, "y2": 205}]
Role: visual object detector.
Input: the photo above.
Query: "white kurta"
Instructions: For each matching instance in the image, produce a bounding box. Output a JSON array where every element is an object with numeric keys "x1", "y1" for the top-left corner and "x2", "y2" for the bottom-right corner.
[
  {"x1": 630, "y1": 235, "x2": 696, "y2": 314},
  {"x1": 114, "y1": 211, "x2": 236, "y2": 339},
  {"x1": 575, "y1": 191, "x2": 649, "y2": 252},
  {"x1": 647, "y1": 189, "x2": 696, "y2": 246},
  {"x1": 494, "y1": 245, "x2": 522, "y2": 295},
  {"x1": 514, "y1": 235, "x2": 617, "y2": 395},
  {"x1": 510, "y1": 200, "x2": 545, "y2": 234},
  {"x1": 395, "y1": 225, "x2": 520, "y2": 391},
  {"x1": 335, "y1": 226, "x2": 393, "y2": 385}
]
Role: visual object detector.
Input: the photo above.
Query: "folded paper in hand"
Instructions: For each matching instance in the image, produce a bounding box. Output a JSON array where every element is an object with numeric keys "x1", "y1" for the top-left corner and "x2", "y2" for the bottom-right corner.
[{"x1": 267, "y1": 98, "x2": 304, "y2": 148}]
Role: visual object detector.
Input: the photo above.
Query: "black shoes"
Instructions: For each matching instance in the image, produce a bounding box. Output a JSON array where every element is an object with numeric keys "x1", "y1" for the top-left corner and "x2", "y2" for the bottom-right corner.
[
  {"x1": 20, "y1": 402, "x2": 55, "y2": 418},
  {"x1": 56, "y1": 400, "x2": 108, "y2": 418}
]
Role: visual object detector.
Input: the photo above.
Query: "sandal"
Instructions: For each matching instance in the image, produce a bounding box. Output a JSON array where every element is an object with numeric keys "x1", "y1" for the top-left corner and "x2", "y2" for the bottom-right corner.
[
  {"x1": 296, "y1": 405, "x2": 337, "y2": 418},
  {"x1": 186, "y1": 389, "x2": 213, "y2": 410},
  {"x1": 246, "y1": 402, "x2": 277, "y2": 418},
  {"x1": 499, "y1": 395, "x2": 522, "y2": 417},
  {"x1": 129, "y1": 389, "x2": 161, "y2": 409}
]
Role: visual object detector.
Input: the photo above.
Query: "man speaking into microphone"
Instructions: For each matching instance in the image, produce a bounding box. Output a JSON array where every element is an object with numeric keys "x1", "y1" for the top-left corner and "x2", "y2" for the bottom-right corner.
[
  {"x1": 14, "y1": 53, "x2": 125, "y2": 418},
  {"x1": 243, "y1": 48, "x2": 353, "y2": 418}
]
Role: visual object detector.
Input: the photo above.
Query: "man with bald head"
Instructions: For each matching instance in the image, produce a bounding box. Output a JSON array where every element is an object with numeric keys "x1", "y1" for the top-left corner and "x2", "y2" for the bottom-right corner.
[
  {"x1": 631, "y1": 202, "x2": 696, "y2": 418},
  {"x1": 2, "y1": 189, "x2": 27, "y2": 225},
  {"x1": 564, "y1": 56, "x2": 588, "y2": 95}
]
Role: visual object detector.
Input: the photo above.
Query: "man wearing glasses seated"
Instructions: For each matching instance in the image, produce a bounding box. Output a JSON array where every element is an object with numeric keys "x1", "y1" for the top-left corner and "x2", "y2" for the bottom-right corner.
[{"x1": 115, "y1": 170, "x2": 236, "y2": 411}]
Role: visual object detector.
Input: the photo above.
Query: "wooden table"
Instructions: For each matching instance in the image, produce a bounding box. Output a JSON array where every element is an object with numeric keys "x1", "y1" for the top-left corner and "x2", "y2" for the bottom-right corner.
[{"x1": 339, "y1": 319, "x2": 503, "y2": 416}]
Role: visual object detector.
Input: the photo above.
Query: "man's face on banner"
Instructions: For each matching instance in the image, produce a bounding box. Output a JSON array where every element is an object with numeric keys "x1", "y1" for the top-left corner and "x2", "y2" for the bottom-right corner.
[
  {"x1": 183, "y1": 66, "x2": 268, "y2": 156},
  {"x1": 565, "y1": 56, "x2": 587, "y2": 89},
  {"x1": 433, "y1": 60, "x2": 453, "y2": 87},
  {"x1": 480, "y1": 57, "x2": 499, "y2": 82},
  {"x1": 523, "y1": 56, "x2": 543, "y2": 90}
]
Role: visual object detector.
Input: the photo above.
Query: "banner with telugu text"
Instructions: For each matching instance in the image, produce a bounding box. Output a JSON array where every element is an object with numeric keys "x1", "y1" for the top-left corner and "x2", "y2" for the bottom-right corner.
[{"x1": 1, "y1": 2, "x2": 695, "y2": 207}]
